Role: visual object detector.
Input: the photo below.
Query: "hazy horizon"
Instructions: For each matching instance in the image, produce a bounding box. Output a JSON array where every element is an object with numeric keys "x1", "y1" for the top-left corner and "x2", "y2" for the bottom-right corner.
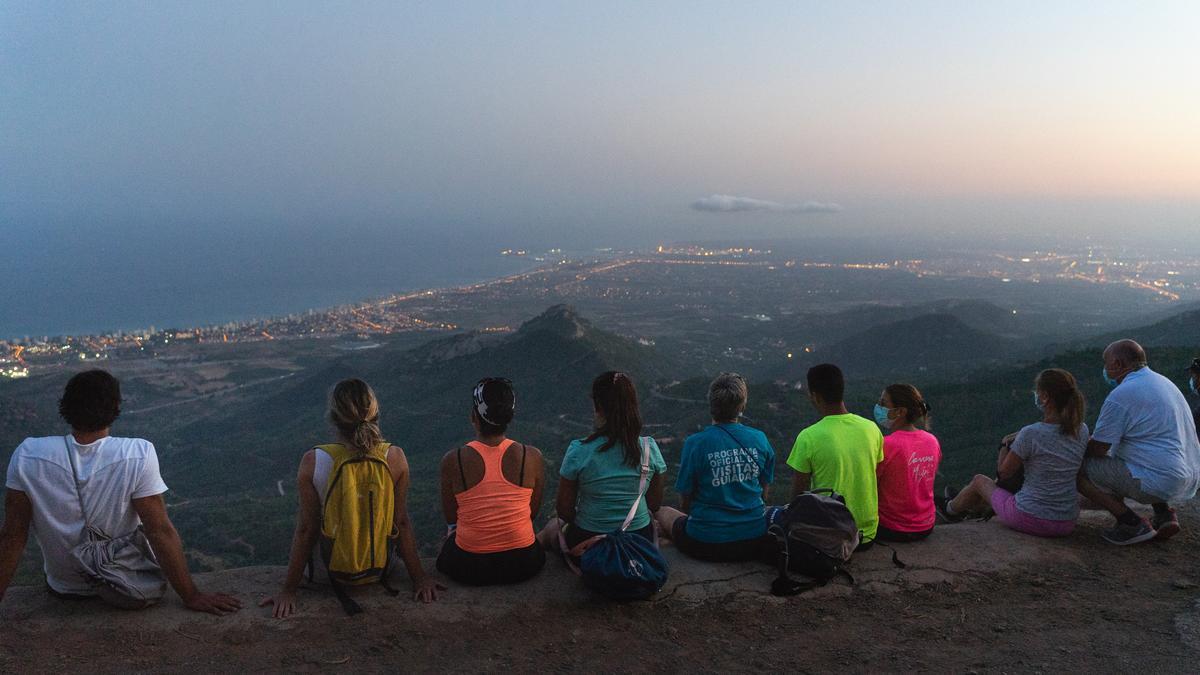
[{"x1": 3, "y1": 2, "x2": 1199, "y2": 336}]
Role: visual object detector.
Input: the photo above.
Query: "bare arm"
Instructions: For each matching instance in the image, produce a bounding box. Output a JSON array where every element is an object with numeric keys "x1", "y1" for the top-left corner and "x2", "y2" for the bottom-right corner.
[
  {"x1": 133, "y1": 494, "x2": 241, "y2": 615},
  {"x1": 1086, "y1": 439, "x2": 1112, "y2": 459},
  {"x1": 997, "y1": 450, "x2": 1025, "y2": 481},
  {"x1": 555, "y1": 477, "x2": 579, "y2": 524},
  {"x1": 525, "y1": 446, "x2": 545, "y2": 520},
  {"x1": 0, "y1": 489, "x2": 32, "y2": 603},
  {"x1": 792, "y1": 471, "x2": 812, "y2": 497},
  {"x1": 261, "y1": 451, "x2": 321, "y2": 618},
  {"x1": 645, "y1": 472, "x2": 665, "y2": 513},
  {"x1": 388, "y1": 448, "x2": 439, "y2": 603},
  {"x1": 439, "y1": 450, "x2": 459, "y2": 525}
]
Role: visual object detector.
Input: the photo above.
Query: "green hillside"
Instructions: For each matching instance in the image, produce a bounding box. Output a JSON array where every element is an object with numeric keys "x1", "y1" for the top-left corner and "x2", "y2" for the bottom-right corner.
[
  {"x1": 1082, "y1": 308, "x2": 1200, "y2": 349},
  {"x1": 3, "y1": 303, "x2": 1198, "y2": 581},
  {"x1": 811, "y1": 312, "x2": 1024, "y2": 378}
]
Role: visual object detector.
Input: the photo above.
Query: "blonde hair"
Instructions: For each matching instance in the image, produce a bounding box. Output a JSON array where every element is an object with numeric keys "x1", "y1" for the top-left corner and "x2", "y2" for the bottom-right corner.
[{"x1": 329, "y1": 378, "x2": 384, "y2": 454}]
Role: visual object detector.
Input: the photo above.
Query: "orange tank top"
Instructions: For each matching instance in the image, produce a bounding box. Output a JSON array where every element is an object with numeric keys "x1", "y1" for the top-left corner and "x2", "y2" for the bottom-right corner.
[{"x1": 453, "y1": 439, "x2": 535, "y2": 553}]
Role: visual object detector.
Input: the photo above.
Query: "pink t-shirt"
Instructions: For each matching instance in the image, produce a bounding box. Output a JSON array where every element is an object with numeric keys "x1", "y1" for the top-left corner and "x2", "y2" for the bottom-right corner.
[{"x1": 876, "y1": 429, "x2": 941, "y2": 533}]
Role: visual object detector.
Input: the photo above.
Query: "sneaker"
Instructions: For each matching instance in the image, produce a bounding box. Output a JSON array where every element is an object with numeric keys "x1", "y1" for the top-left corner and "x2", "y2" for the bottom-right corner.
[
  {"x1": 1153, "y1": 508, "x2": 1180, "y2": 540},
  {"x1": 935, "y1": 495, "x2": 964, "y2": 523},
  {"x1": 1101, "y1": 518, "x2": 1157, "y2": 546}
]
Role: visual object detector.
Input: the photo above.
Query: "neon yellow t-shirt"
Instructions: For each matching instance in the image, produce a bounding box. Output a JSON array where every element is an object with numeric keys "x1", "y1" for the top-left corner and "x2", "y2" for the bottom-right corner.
[{"x1": 787, "y1": 414, "x2": 885, "y2": 539}]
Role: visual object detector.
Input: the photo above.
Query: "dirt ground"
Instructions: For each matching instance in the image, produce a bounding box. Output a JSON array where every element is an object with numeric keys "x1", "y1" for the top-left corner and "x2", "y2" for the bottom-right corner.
[{"x1": 3, "y1": 507, "x2": 1199, "y2": 673}]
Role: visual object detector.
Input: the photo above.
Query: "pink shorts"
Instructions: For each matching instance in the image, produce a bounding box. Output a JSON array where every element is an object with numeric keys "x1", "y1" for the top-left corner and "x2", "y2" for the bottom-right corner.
[{"x1": 990, "y1": 488, "x2": 1075, "y2": 538}]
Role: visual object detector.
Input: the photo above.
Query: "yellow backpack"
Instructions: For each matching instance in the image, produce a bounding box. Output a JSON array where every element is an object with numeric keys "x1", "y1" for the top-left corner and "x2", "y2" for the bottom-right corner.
[{"x1": 314, "y1": 442, "x2": 398, "y2": 614}]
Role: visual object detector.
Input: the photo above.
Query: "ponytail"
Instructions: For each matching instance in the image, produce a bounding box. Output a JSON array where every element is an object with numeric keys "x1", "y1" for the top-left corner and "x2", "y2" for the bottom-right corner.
[
  {"x1": 884, "y1": 383, "x2": 930, "y2": 429},
  {"x1": 585, "y1": 371, "x2": 643, "y2": 466},
  {"x1": 329, "y1": 378, "x2": 384, "y2": 455},
  {"x1": 1036, "y1": 368, "x2": 1086, "y2": 436}
]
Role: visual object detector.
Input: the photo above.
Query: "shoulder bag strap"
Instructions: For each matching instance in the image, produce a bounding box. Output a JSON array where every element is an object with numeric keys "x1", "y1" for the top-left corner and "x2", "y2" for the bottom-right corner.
[
  {"x1": 63, "y1": 435, "x2": 95, "y2": 533},
  {"x1": 714, "y1": 424, "x2": 764, "y2": 470},
  {"x1": 619, "y1": 437, "x2": 653, "y2": 532}
]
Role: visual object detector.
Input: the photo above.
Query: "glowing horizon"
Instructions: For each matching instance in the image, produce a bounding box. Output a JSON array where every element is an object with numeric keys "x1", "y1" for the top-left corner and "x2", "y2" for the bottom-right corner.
[{"x1": 2, "y1": 1, "x2": 1197, "y2": 241}]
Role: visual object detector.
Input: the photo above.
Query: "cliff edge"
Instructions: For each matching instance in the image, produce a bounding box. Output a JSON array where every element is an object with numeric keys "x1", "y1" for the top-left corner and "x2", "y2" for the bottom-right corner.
[{"x1": 3, "y1": 507, "x2": 1199, "y2": 673}]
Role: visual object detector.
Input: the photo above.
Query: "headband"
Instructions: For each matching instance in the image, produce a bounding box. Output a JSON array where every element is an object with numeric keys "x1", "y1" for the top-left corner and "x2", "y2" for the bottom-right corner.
[{"x1": 473, "y1": 378, "x2": 514, "y2": 426}]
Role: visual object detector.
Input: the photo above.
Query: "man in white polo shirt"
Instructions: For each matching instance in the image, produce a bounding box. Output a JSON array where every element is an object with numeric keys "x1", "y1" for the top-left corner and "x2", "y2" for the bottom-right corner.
[
  {"x1": 0, "y1": 369, "x2": 241, "y2": 614},
  {"x1": 1077, "y1": 340, "x2": 1200, "y2": 545}
]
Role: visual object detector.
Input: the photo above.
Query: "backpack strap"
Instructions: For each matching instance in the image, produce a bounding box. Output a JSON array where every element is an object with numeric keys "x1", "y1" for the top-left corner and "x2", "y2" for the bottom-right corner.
[
  {"x1": 859, "y1": 535, "x2": 907, "y2": 569},
  {"x1": 319, "y1": 538, "x2": 364, "y2": 615},
  {"x1": 63, "y1": 435, "x2": 104, "y2": 538},
  {"x1": 620, "y1": 438, "x2": 653, "y2": 532},
  {"x1": 518, "y1": 444, "x2": 527, "y2": 485},
  {"x1": 767, "y1": 522, "x2": 824, "y2": 597}
]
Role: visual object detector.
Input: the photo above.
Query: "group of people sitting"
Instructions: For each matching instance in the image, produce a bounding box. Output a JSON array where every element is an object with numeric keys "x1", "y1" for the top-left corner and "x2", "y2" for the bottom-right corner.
[{"x1": 1, "y1": 339, "x2": 1197, "y2": 618}]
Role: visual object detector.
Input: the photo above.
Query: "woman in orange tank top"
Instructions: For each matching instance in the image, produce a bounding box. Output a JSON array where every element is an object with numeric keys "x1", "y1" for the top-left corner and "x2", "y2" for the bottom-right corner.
[{"x1": 437, "y1": 378, "x2": 546, "y2": 586}]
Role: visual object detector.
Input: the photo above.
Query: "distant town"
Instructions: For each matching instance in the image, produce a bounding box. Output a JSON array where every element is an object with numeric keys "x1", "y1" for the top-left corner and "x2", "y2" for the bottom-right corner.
[{"x1": 4, "y1": 242, "x2": 1198, "y2": 379}]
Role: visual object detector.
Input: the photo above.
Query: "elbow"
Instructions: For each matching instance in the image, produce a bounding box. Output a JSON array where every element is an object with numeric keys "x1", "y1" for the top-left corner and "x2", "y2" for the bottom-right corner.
[
  {"x1": 294, "y1": 521, "x2": 318, "y2": 540},
  {"x1": 0, "y1": 524, "x2": 28, "y2": 545},
  {"x1": 142, "y1": 521, "x2": 177, "y2": 542},
  {"x1": 556, "y1": 502, "x2": 576, "y2": 523}
]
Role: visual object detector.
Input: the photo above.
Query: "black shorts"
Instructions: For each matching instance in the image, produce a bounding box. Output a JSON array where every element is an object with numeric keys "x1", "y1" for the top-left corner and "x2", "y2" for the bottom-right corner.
[
  {"x1": 671, "y1": 516, "x2": 772, "y2": 563},
  {"x1": 874, "y1": 524, "x2": 934, "y2": 543},
  {"x1": 436, "y1": 534, "x2": 545, "y2": 586},
  {"x1": 562, "y1": 522, "x2": 655, "y2": 550}
]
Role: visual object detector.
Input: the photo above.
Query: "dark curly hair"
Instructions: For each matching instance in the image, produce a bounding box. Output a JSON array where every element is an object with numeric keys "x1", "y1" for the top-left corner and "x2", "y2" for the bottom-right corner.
[{"x1": 58, "y1": 370, "x2": 122, "y2": 432}]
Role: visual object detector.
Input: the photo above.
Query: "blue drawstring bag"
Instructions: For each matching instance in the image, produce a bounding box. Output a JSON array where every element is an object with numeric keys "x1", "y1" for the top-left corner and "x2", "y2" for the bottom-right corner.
[
  {"x1": 563, "y1": 437, "x2": 669, "y2": 601},
  {"x1": 579, "y1": 528, "x2": 669, "y2": 601}
]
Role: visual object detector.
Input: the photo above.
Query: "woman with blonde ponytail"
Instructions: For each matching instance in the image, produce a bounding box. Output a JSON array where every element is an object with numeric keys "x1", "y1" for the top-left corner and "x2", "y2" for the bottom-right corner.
[
  {"x1": 327, "y1": 379, "x2": 384, "y2": 456},
  {"x1": 262, "y1": 379, "x2": 441, "y2": 618},
  {"x1": 938, "y1": 369, "x2": 1088, "y2": 538}
]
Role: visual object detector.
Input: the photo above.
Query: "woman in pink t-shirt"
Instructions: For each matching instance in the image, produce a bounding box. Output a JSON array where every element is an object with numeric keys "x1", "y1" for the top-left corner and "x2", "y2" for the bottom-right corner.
[{"x1": 873, "y1": 384, "x2": 941, "y2": 542}]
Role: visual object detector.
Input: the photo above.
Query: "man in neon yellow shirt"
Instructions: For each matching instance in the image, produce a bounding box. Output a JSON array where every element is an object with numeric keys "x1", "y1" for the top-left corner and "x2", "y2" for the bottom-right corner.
[{"x1": 787, "y1": 363, "x2": 884, "y2": 542}]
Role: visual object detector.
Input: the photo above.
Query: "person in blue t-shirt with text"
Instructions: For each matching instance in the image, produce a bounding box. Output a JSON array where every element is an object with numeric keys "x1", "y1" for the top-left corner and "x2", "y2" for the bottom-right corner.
[{"x1": 656, "y1": 373, "x2": 775, "y2": 562}]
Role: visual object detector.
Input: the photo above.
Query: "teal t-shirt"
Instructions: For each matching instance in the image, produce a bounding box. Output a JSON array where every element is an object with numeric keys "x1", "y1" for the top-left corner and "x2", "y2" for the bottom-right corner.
[{"x1": 559, "y1": 435, "x2": 667, "y2": 533}]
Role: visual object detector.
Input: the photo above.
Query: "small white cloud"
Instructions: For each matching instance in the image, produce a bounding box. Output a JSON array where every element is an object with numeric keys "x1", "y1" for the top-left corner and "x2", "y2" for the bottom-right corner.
[{"x1": 690, "y1": 194, "x2": 841, "y2": 214}]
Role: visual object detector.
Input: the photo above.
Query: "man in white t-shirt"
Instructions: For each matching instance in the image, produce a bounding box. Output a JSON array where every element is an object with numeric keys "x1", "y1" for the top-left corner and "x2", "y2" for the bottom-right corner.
[
  {"x1": 1077, "y1": 341, "x2": 1200, "y2": 546},
  {"x1": 0, "y1": 370, "x2": 241, "y2": 614}
]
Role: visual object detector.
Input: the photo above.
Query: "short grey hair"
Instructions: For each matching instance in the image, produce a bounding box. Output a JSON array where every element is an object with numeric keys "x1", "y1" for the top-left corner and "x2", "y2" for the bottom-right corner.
[{"x1": 709, "y1": 372, "x2": 748, "y2": 422}]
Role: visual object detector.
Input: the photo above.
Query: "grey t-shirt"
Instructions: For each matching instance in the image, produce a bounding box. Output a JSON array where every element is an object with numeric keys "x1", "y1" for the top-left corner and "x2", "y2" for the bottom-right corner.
[{"x1": 1011, "y1": 421, "x2": 1089, "y2": 521}]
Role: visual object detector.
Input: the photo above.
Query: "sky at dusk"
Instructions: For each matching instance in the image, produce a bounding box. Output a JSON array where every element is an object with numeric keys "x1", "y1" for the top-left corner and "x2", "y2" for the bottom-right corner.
[{"x1": 3, "y1": 1, "x2": 1198, "y2": 248}]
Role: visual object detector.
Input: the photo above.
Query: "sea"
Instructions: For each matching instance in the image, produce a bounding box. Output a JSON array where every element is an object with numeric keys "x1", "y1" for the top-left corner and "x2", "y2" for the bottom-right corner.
[{"x1": 0, "y1": 225, "x2": 542, "y2": 340}]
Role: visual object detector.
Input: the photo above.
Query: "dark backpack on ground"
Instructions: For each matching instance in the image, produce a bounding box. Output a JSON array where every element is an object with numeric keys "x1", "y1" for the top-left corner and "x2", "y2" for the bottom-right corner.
[{"x1": 767, "y1": 490, "x2": 861, "y2": 596}]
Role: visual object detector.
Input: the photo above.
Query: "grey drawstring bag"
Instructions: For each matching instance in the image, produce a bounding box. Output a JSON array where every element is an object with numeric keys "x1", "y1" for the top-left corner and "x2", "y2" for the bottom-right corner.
[{"x1": 64, "y1": 436, "x2": 167, "y2": 609}]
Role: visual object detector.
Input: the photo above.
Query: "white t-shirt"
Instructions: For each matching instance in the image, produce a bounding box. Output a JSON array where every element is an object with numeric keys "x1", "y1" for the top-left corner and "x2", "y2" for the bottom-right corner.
[
  {"x1": 5, "y1": 434, "x2": 169, "y2": 594},
  {"x1": 1093, "y1": 368, "x2": 1200, "y2": 502}
]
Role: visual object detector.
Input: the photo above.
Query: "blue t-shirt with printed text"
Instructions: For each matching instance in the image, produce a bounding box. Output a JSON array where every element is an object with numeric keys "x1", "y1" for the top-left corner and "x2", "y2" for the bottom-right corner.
[{"x1": 675, "y1": 423, "x2": 775, "y2": 543}]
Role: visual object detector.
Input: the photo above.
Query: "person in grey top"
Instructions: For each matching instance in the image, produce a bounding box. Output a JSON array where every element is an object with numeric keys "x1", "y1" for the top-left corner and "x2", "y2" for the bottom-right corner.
[
  {"x1": 939, "y1": 368, "x2": 1087, "y2": 538},
  {"x1": 1010, "y1": 421, "x2": 1089, "y2": 522}
]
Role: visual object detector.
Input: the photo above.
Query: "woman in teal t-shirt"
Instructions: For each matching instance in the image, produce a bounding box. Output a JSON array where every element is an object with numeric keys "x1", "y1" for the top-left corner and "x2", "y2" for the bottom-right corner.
[{"x1": 537, "y1": 371, "x2": 666, "y2": 552}]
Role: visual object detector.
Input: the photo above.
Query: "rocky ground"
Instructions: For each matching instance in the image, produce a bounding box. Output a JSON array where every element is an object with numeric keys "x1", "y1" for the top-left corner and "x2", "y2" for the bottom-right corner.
[{"x1": 3, "y1": 506, "x2": 1199, "y2": 673}]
